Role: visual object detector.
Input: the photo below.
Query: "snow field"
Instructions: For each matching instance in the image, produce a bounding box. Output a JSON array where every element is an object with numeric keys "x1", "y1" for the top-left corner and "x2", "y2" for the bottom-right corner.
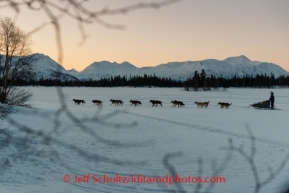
[{"x1": 1, "y1": 87, "x2": 289, "y2": 193}]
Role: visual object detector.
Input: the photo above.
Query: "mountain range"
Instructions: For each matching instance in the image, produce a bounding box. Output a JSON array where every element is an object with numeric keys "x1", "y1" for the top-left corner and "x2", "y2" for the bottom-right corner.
[{"x1": 28, "y1": 53, "x2": 289, "y2": 81}]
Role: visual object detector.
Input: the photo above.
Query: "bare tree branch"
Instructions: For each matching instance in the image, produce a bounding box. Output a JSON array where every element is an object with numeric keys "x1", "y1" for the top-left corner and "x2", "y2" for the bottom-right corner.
[{"x1": 0, "y1": 0, "x2": 181, "y2": 64}]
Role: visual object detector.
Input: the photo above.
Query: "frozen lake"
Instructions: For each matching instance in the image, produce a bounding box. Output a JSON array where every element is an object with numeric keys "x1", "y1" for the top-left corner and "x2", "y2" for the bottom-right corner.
[{"x1": 1, "y1": 87, "x2": 289, "y2": 193}]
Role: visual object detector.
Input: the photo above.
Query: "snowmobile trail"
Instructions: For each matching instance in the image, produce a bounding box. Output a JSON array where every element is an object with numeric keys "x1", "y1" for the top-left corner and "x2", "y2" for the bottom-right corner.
[{"x1": 115, "y1": 109, "x2": 289, "y2": 149}]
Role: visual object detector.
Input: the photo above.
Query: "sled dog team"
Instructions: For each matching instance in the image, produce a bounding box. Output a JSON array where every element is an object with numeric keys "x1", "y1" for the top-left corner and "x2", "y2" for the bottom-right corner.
[{"x1": 73, "y1": 99, "x2": 232, "y2": 108}]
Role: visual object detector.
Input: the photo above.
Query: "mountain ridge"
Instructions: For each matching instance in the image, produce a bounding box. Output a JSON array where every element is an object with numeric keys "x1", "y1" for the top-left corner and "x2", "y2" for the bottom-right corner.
[{"x1": 25, "y1": 53, "x2": 289, "y2": 81}]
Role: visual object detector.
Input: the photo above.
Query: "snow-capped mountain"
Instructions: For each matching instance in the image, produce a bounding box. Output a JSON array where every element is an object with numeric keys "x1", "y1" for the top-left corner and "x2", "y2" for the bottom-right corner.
[
  {"x1": 73, "y1": 55, "x2": 288, "y2": 81},
  {"x1": 79, "y1": 61, "x2": 138, "y2": 80},
  {"x1": 28, "y1": 53, "x2": 79, "y2": 81},
  {"x1": 23, "y1": 53, "x2": 289, "y2": 81}
]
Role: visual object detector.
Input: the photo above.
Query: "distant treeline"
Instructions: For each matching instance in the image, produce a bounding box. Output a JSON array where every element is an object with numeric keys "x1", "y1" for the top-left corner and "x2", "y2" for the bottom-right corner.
[
  {"x1": 15, "y1": 74, "x2": 183, "y2": 87},
  {"x1": 15, "y1": 73, "x2": 289, "y2": 89},
  {"x1": 184, "y1": 72, "x2": 289, "y2": 91}
]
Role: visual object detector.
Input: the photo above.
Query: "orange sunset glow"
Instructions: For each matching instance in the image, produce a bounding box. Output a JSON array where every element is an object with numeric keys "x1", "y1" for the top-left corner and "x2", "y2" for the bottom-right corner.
[{"x1": 0, "y1": 0, "x2": 288, "y2": 71}]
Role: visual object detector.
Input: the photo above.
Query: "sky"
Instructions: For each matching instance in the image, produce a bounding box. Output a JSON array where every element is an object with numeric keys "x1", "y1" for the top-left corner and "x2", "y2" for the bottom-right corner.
[{"x1": 0, "y1": 0, "x2": 289, "y2": 72}]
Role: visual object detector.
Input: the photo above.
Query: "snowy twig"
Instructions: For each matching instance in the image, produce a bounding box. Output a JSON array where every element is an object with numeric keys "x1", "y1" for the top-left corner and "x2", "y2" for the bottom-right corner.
[
  {"x1": 0, "y1": 0, "x2": 181, "y2": 65},
  {"x1": 222, "y1": 126, "x2": 289, "y2": 193},
  {"x1": 163, "y1": 152, "x2": 186, "y2": 193}
]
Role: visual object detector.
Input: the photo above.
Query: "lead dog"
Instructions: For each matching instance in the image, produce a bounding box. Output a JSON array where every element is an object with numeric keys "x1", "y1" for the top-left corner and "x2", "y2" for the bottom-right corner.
[
  {"x1": 194, "y1": 101, "x2": 210, "y2": 108},
  {"x1": 73, "y1": 99, "x2": 85, "y2": 105},
  {"x1": 73, "y1": 99, "x2": 79, "y2": 105},
  {"x1": 150, "y1": 100, "x2": 162, "y2": 107},
  {"x1": 218, "y1": 102, "x2": 232, "y2": 109}
]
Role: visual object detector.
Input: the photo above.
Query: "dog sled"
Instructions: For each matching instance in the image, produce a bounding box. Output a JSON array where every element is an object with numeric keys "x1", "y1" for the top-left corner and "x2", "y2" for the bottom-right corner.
[{"x1": 249, "y1": 100, "x2": 279, "y2": 110}]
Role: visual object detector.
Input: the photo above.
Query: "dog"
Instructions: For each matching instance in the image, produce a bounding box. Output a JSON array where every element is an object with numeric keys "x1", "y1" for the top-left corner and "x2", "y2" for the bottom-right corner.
[
  {"x1": 130, "y1": 100, "x2": 142, "y2": 106},
  {"x1": 73, "y1": 99, "x2": 85, "y2": 105},
  {"x1": 171, "y1": 100, "x2": 185, "y2": 107},
  {"x1": 150, "y1": 100, "x2": 162, "y2": 107},
  {"x1": 194, "y1": 101, "x2": 210, "y2": 108},
  {"x1": 73, "y1": 99, "x2": 79, "y2": 105},
  {"x1": 171, "y1": 100, "x2": 178, "y2": 107},
  {"x1": 116, "y1": 100, "x2": 123, "y2": 106},
  {"x1": 218, "y1": 102, "x2": 232, "y2": 109},
  {"x1": 110, "y1": 99, "x2": 123, "y2": 106},
  {"x1": 92, "y1": 100, "x2": 103, "y2": 106},
  {"x1": 177, "y1": 101, "x2": 185, "y2": 107}
]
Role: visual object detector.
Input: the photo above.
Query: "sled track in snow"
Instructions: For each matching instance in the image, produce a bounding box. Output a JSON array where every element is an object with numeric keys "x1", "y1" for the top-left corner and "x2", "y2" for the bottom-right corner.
[{"x1": 115, "y1": 109, "x2": 289, "y2": 149}]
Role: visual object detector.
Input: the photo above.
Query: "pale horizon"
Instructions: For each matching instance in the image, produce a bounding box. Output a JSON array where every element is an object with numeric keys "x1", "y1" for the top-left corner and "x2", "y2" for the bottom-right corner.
[{"x1": 1, "y1": 0, "x2": 288, "y2": 71}]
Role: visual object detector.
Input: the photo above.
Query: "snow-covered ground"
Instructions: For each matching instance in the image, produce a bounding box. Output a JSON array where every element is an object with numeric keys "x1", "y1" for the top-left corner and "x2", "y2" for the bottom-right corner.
[{"x1": 1, "y1": 87, "x2": 289, "y2": 193}]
